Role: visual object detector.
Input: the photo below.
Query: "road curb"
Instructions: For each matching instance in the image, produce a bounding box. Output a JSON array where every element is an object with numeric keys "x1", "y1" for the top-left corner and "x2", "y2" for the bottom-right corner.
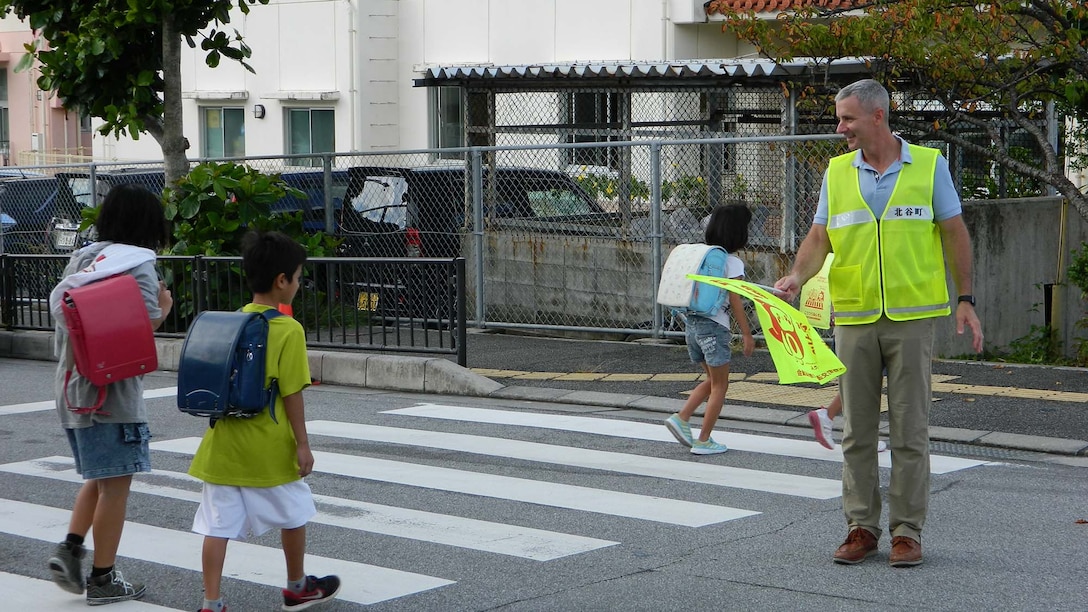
[{"x1": 3, "y1": 329, "x2": 1085, "y2": 456}]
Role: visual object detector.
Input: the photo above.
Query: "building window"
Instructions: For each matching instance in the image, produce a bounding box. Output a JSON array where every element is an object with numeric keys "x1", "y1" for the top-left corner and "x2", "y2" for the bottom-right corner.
[
  {"x1": 430, "y1": 86, "x2": 464, "y2": 160},
  {"x1": 567, "y1": 92, "x2": 621, "y2": 170},
  {"x1": 287, "y1": 108, "x2": 335, "y2": 167},
  {"x1": 201, "y1": 107, "x2": 245, "y2": 159}
]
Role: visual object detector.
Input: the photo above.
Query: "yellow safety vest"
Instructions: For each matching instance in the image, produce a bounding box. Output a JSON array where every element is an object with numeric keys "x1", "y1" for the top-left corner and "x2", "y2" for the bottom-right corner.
[{"x1": 825, "y1": 145, "x2": 950, "y2": 325}]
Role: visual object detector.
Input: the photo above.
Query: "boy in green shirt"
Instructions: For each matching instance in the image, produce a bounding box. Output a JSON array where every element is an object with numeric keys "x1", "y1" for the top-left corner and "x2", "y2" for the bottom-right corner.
[{"x1": 188, "y1": 231, "x2": 340, "y2": 612}]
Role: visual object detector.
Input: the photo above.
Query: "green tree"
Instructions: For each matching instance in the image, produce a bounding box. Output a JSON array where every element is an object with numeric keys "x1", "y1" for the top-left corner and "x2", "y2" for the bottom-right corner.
[
  {"x1": 713, "y1": 0, "x2": 1088, "y2": 219},
  {"x1": 161, "y1": 161, "x2": 341, "y2": 322},
  {"x1": 4, "y1": 0, "x2": 267, "y2": 183}
]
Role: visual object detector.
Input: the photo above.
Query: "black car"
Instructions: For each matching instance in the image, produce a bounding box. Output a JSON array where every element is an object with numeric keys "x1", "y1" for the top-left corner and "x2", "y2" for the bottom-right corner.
[
  {"x1": 337, "y1": 165, "x2": 605, "y2": 259},
  {"x1": 334, "y1": 165, "x2": 605, "y2": 319},
  {"x1": 272, "y1": 169, "x2": 350, "y2": 234},
  {"x1": 48, "y1": 170, "x2": 167, "y2": 253},
  {"x1": 0, "y1": 176, "x2": 60, "y2": 254}
]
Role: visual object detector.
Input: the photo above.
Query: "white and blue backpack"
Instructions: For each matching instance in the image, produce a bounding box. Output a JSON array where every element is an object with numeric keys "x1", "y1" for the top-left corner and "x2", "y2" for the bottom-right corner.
[{"x1": 656, "y1": 243, "x2": 729, "y2": 316}]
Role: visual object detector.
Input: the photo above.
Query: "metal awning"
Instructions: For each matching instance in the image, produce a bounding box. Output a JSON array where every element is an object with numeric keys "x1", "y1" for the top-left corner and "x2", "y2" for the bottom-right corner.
[{"x1": 413, "y1": 57, "x2": 871, "y2": 87}]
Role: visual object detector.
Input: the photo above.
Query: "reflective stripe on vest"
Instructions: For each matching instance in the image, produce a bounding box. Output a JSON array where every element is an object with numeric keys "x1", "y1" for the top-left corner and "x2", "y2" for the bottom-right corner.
[{"x1": 825, "y1": 145, "x2": 951, "y2": 324}]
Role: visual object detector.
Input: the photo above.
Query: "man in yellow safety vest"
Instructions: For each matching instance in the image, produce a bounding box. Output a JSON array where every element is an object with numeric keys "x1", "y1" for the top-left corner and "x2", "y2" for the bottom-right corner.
[{"x1": 775, "y1": 79, "x2": 983, "y2": 568}]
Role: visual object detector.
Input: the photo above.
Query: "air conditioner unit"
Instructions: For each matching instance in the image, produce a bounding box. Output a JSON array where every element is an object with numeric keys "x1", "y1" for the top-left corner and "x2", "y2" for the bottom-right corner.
[{"x1": 670, "y1": 0, "x2": 708, "y2": 24}]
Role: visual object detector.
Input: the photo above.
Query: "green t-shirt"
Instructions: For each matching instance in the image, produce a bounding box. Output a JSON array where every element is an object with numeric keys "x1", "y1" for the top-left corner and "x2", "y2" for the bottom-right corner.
[{"x1": 188, "y1": 304, "x2": 312, "y2": 487}]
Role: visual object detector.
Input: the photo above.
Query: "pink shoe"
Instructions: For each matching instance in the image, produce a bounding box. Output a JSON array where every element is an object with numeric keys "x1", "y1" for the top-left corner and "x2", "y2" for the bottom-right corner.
[{"x1": 808, "y1": 408, "x2": 835, "y2": 450}]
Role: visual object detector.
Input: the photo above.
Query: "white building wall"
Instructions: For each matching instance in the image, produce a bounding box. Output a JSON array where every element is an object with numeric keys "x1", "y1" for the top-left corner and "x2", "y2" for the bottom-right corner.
[
  {"x1": 96, "y1": 0, "x2": 743, "y2": 160},
  {"x1": 97, "y1": 0, "x2": 362, "y2": 163},
  {"x1": 396, "y1": 1, "x2": 740, "y2": 150}
]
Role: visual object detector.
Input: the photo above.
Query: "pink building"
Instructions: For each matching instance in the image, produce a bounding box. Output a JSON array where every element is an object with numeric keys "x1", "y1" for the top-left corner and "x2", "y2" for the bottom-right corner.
[{"x1": 0, "y1": 25, "x2": 91, "y2": 167}]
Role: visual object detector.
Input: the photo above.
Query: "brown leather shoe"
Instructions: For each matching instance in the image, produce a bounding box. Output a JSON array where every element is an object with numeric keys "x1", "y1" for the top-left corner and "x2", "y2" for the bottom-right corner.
[
  {"x1": 833, "y1": 528, "x2": 878, "y2": 564},
  {"x1": 889, "y1": 536, "x2": 923, "y2": 567}
]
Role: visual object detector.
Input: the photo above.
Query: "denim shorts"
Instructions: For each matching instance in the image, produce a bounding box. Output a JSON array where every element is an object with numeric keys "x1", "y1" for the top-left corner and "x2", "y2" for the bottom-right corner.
[
  {"x1": 65, "y1": 422, "x2": 152, "y2": 480},
  {"x1": 685, "y1": 314, "x2": 733, "y2": 368}
]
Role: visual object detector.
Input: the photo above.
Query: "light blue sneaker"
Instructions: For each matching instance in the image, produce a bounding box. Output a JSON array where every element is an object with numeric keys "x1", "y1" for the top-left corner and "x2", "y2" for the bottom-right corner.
[
  {"x1": 664, "y1": 414, "x2": 693, "y2": 448},
  {"x1": 690, "y1": 437, "x2": 728, "y2": 455}
]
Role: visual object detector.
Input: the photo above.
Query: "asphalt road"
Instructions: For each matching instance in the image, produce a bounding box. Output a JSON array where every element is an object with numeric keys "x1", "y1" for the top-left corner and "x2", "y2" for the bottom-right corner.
[
  {"x1": 1, "y1": 357, "x2": 1086, "y2": 611},
  {"x1": 452, "y1": 329, "x2": 1088, "y2": 442}
]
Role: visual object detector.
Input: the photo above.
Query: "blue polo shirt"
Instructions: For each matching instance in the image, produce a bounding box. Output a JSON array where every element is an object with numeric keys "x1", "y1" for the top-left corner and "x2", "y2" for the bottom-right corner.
[{"x1": 813, "y1": 137, "x2": 962, "y2": 225}]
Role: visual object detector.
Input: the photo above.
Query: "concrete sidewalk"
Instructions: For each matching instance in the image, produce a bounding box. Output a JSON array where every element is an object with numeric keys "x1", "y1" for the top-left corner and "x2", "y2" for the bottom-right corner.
[{"x1": 3, "y1": 328, "x2": 1086, "y2": 457}]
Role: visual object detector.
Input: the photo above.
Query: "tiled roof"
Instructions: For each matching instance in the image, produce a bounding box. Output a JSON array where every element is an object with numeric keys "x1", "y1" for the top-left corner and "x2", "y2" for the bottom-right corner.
[{"x1": 705, "y1": 0, "x2": 862, "y2": 14}]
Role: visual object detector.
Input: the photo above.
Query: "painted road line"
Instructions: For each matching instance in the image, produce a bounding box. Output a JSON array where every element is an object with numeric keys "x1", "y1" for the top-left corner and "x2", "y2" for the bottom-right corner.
[
  {"x1": 152, "y1": 437, "x2": 759, "y2": 527},
  {"x1": 0, "y1": 498, "x2": 453, "y2": 605},
  {"x1": 0, "y1": 571, "x2": 184, "y2": 610},
  {"x1": 1, "y1": 457, "x2": 617, "y2": 561},
  {"x1": 0, "y1": 386, "x2": 177, "y2": 415},
  {"x1": 302, "y1": 421, "x2": 842, "y2": 499},
  {"x1": 383, "y1": 404, "x2": 990, "y2": 475}
]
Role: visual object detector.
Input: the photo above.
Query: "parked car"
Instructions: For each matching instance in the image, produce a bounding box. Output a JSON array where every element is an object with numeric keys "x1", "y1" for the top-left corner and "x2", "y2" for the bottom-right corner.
[
  {"x1": 45, "y1": 168, "x2": 348, "y2": 252},
  {"x1": 0, "y1": 176, "x2": 61, "y2": 254},
  {"x1": 334, "y1": 164, "x2": 606, "y2": 318},
  {"x1": 272, "y1": 169, "x2": 350, "y2": 233},
  {"x1": 337, "y1": 164, "x2": 606, "y2": 259},
  {"x1": 48, "y1": 169, "x2": 166, "y2": 253}
]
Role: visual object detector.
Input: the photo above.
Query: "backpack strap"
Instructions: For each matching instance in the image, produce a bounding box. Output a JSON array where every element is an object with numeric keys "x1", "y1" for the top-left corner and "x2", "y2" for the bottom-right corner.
[
  {"x1": 61, "y1": 343, "x2": 110, "y2": 416},
  {"x1": 257, "y1": 308, "x2": 285, "y2": 424}
]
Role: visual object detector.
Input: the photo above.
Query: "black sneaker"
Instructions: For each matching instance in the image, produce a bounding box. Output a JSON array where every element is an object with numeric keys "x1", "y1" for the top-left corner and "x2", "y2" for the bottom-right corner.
[
  {"x1": 282, "y1": 575, "x2": 341, "y2": 611},
  {"x1": 47, "y1": 541, "x2": 86, "y2": 595},
  {"x1": 86, "y1": 568, "x2": 146, "y2": 606}
]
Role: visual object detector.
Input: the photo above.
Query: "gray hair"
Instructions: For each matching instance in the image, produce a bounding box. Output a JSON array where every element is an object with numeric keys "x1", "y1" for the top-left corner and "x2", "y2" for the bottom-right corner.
[{"x1": 836, "y1": 79, "x2": 890, "y2": 117}]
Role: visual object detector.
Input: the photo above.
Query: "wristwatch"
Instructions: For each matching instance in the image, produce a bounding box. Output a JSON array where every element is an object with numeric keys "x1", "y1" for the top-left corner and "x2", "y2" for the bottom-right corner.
[{"x1": 957, "y1": 295, "x2": 976, "y2": 307}]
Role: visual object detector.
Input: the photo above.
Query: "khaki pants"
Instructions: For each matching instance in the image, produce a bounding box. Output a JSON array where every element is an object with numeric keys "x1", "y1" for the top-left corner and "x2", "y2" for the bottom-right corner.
[{"x1": 835, "y1": 315, "x2": 935, "y2": 542}]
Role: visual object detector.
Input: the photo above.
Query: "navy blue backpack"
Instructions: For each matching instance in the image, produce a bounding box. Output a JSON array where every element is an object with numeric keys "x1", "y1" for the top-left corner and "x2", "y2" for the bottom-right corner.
[{"x1": 177, "y1": 309, "x2": 283, "y2": 425}]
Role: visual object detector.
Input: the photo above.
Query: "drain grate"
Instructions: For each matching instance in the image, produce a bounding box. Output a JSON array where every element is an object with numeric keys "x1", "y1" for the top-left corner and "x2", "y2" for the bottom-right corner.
[{"x1": 929, "y1": 440, "x2": 1050, "y2": 461}]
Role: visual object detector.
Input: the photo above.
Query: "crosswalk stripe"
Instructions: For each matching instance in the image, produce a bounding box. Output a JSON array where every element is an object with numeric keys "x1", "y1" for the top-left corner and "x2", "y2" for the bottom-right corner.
[
  {"x1": 0, "y1": 399, "x2": 54, "y2": 415},
  {"x1": 0, "y1": 571, "x2": 183, "y2": 610},
  {"x1": 152, "y1": 437, "x2": 759, "y2": 527},
  {"x1": 303, "y1": 420, "x2": 843, "y2": 500},
  {"x1": 384, "y1": 404, "x2": 990, "y2": 475},
  {"x1": 0, "y1": 456, "x2": 618, "y2": 561},
  {"x1": 0, "y1": 386, "x2": 177, "y2": 416},
  {"x1": 0, "y1": 498, "x2": 453, "y2": 605}
]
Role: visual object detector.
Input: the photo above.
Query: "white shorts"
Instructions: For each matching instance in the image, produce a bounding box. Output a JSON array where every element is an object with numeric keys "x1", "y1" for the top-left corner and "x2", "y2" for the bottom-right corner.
[{"x1": 192, "y1": 481, "x2": 317, "y2": 539}]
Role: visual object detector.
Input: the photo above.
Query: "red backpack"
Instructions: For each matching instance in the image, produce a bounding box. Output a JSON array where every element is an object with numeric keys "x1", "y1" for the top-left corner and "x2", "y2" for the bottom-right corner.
[{"x1": 61, "y1": 274, "x2": 158, "y2": 414}]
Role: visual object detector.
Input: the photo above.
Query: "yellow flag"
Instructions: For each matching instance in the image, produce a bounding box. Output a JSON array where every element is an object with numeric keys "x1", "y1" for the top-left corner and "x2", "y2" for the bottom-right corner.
[
  {"x1": 799, "y1": 253, "x2": 834, "y2": 329},
  {"x1": 688, "y1": 274, "x2": 845, "y2": 385}
]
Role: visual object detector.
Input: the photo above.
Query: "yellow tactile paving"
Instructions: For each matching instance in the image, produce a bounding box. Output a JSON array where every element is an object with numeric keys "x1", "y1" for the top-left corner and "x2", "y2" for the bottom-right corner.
[
  {"x1": 510, "y1": 372, "x2": 567, "y2": 380},
  {"x1": 648, "y1": 373, "x2": 703, "y2": 382},
  {"x1": 473, "y1": 367, "x2": 1083, "y2": 404},
  {"x1": 552, "y1": 372, "x2": 608, "y2": 381},
  {"x1": 1049, "y1": 391, "x2": 1088, "y2": 403},
  {"x1": 600, "y1": 373, "x2": 654, "y2": 382},
  {"x1": 995, "y1": 388, "x2": 1062, "y2": 400},
  {"x1": 949, "y1": 384, "x2": 1011, "y2": 396},
  {"x1": 470, "y1": 368, "x2": 527, "y2": 377},
  {"x1": 931, "y1": 382, "x2": 979, "y2": 394},
  {"x1": 725, "y1": 381, "x2": 838, "y2": 408}
]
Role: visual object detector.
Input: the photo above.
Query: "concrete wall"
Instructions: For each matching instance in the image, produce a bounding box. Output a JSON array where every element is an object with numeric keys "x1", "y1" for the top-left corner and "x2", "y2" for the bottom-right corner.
[
  {"x1": 473, "y1": 197, "x2": 1088, "y2": 359},
  {"x1": 935, "y1": 196, "x2": 1088, "y2": 359}
]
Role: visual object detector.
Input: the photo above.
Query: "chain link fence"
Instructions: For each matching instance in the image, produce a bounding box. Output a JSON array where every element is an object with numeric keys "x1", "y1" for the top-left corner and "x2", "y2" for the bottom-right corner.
[
  {"x1": 0, "y1": 136, "x2": 847, "y2": 343},
  {"x1": 0, "y1": 83, "x2": 1051, "y2": 345}
]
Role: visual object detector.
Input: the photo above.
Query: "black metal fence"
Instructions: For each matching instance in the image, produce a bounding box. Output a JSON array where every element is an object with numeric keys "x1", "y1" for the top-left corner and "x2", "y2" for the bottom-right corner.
[{"x1": 0, "y1": 253, "x2": 467, "y2": 366}]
